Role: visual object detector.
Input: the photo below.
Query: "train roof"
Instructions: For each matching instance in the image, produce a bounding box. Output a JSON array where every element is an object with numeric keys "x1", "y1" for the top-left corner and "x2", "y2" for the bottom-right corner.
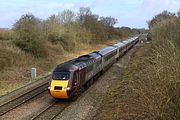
[
  {"x1": 122, "y1": 40, "x2": 130, "y2": 44},
  {"x1": 76, "y1": 55, "x2": 94, "y2": 62},
  {"x1": 113, "y1": 42, "x2": 125, "y2": 48},
  {"x1": 54, "y1": 55, "x2": 96, "y2": 72},
  {"x1": 98, "y1": 46, "x2": 117, "y2": 56},
  {"x1": 128, "y1": 36, "x2": 138, "y2": 42},
  {"x1": 73, "y1": 55, "x2": 95, "y2": 69},
  {"x1": 54, "y1": 62, "x2": 78, "y2": 72},
  {"x1": 89, "y1": 52, "x2": 102, "y2": 59}
]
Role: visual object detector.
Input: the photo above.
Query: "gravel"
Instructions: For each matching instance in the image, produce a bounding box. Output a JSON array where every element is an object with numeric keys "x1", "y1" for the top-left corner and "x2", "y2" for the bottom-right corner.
[{"x1": 0, "y1": 91, "x2": 53, "y2": 120}]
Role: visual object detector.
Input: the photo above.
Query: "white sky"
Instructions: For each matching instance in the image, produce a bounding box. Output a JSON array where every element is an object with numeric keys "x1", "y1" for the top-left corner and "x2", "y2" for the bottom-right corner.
[{"x1": 0, "y1": 0, "x2": 179, "y2": 28}]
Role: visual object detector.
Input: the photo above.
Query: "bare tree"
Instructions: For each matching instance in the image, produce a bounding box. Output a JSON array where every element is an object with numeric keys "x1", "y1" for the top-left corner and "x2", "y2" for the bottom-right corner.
[
  {"x1": 99, "y1": 16, "x2": 118, "y2": 27},
  {"x1": 78, "y1": 7, "x2": 92, "y2": 24},
  {"x1": 58, "y1": 9, "x2": 76, "y2": 24}
]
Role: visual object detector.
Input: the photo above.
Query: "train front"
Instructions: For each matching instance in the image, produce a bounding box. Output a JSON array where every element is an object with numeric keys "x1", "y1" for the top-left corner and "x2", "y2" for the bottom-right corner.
[{"x1": 48, "y1": 64, "x2": 77, "y2": 99}]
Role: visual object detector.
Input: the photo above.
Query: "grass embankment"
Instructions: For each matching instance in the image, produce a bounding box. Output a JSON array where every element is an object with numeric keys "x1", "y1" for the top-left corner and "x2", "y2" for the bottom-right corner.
[{"x1": 94, "y1": 16, "x2": 180, "y2": 119}]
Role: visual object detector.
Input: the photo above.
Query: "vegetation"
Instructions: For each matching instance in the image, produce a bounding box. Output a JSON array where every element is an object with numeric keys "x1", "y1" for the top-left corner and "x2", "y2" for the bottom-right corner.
[
  {"x1": 0, "y1": 7, "x2": 141, "y2": 69},
  {"x1": 94, "y1": 10, "x2": 180, "y2": 120},
  {"x1": 13, "y1": 14, "x2": 47, "y2": 57},
  {"x1": 0, "y1": 7, "x2": 142, "y2": 96},
  {"x1": 0, "y1": 28, "x2": 14, "y2": 40},
  {"x1": 11, "y1": 7, "x2": 140, "y2": 57}
]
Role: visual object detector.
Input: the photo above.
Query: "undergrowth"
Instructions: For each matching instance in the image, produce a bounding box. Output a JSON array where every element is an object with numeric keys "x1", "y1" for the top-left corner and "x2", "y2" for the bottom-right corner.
[{"x1": 94, "y1": 11, "x2": 180, "y2": 120}]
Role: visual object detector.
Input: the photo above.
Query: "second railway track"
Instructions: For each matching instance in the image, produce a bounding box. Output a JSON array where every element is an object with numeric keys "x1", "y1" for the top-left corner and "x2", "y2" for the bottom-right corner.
[
  {"x1": 30, "y1": 100, "x2": 69, "y2": 120},
  {"x1": 0, "y1": 81, "x2": 49, "y2": 116}
]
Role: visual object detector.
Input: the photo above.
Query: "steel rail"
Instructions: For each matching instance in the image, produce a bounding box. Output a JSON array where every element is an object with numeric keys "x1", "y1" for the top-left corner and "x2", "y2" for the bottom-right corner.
[
  {"x1": 31, "y1": 100, "x2": 69, "y2": 120},
  {"x1": 0, "y1": 82, "x2": 49, "y2": 116}
]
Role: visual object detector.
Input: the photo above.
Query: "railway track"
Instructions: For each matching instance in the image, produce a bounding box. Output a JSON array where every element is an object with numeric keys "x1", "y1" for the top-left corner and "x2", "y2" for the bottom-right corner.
[
  {"x1": 31, "y1": 100, "x2": 69, "y2": 120},
  {"x1": 0, "y1": 82, "x2": 49, "y2": 116}
]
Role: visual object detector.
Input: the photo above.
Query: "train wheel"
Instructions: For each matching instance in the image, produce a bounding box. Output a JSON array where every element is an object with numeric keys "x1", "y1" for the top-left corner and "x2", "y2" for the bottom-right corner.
[
  {"x1": 70, "y1": 92, "x2": 78, "y2": 101},
  {"x1": 90, "y1": 79, "x2": 94, "y2": 86},
  {"x1": 116, "y1": 58, "x2": 119, "y2": 61},
  {"x1": 100, "y1": 70, "x2": 104, "y2": 75},
  {"x1": 77, "y1": 87, "x2": 84, "y2": 95},
  {"x1": 85, "y1": 81, "x2": 90, "y2": 89}
]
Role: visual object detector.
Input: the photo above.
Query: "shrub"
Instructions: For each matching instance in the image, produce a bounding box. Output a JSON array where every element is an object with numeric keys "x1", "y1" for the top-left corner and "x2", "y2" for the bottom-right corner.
[
  {"x1": 151, "y1": 17, "x2": 180, "y2": 48},
  {"x1": 0, "y1": 28, "x2": 14, "y2": 40},
  {"x1": 147, "y1": 32, "x2": 152, "y2": 41},
  {"x1": 47, "y1": 23, "x2": 92, "y2": 51},
  {"x1": 13, "y1": 13, "x2": 47, "y2": 57},
  {"x1": 47, "y1": 31, "x2": 75, "y2": 51},
  {"x1": 48, "y1": 31, "x2": 61, "y2": 44},
  {"x1": 147, "y1": 11, "x2": 180, "y2": 119}
]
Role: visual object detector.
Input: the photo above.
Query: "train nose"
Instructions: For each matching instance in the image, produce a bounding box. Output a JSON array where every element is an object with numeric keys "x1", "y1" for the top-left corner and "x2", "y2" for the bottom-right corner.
[{"x1": 49, "y1": 80, "x2": 69, "y2": 99}]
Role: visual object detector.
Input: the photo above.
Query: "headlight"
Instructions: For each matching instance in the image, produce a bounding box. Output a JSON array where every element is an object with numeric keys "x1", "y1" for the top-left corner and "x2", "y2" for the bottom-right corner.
[
  {"x1": 64, "y1": 87, "x2": 71, "y2": 90},
  {"x1": 48, "y1": 86, "x2": 51, "y2": 90}
]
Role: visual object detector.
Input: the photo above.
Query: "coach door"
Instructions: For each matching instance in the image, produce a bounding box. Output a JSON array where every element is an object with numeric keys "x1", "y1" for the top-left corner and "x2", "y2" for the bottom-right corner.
[{"x1": 72, "y1": 71, "x2": 79, "y2": 90}]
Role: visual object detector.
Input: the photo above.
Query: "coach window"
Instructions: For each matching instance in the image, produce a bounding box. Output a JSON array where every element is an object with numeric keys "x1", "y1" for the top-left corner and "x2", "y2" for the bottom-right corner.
[
  {"x1": 87, "y1": 65, "x2": 93, "y2": 73},
  {"x1": 97, "y1": 60, "x2": 102, "y2": 66}
]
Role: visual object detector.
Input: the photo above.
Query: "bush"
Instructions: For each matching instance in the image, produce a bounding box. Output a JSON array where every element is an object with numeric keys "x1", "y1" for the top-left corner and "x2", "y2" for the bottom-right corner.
[
  {"x1": 13, "y1": 13, "x2": 47, "y2": 57},
  {"x1": 151, "y1": 17, "x2": 180, "y2": 48},
  {"x1": 47, "y1": 23, "x2": 92, "y2": 51},
  {"x1": 0, "y1": 48, "x2": 13, "y2": 70},
  {"x1": 147, "y1": 32, "x2": 152, "y2": 41},
  {"x1": 48, "y1": 31, "x2": 61, "y2": 43},
  {"x1": 0, "y1": 29, "x2": 14, "y2": 40},
  {"x1": 47, "y1": 31, "x2": 75, "y2": 51},
  {"x1": 59, "y1": 33, "x2": 75, "y2": 51},
  {"x1": 148, "y1": 12, "x2": 180, "y2": 119}
]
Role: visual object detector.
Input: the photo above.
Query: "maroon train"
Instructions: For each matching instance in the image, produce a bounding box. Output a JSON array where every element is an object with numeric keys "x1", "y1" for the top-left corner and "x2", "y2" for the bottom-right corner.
[{"x1": 48, "y1": 36, "x2": 139, "y2": 100}]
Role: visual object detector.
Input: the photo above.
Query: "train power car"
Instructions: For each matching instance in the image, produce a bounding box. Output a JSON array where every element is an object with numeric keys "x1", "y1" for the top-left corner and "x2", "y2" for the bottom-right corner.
[
  {"x1": 48, "y1": 55, "x2": 98, "y2": 99},
  {"x1": 89, "y1": 52, "x2": 103, "y2": 77},
  {"x1": 48, "y1": 36, "x2": 139, "y2": 100}
]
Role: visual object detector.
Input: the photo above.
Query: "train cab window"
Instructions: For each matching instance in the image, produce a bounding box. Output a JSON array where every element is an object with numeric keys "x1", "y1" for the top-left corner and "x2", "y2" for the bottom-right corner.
[{"x1": 52, "y1": 72, "x2": 70, "y2": 80}]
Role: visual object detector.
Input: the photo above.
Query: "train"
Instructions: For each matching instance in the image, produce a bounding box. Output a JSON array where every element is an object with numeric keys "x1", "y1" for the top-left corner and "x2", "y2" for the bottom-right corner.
[{"x1": 48, "y1": 36, "x2": 139, "y2": 100}]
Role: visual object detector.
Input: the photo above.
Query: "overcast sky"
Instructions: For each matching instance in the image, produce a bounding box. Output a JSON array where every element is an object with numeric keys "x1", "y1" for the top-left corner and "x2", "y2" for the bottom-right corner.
[{"x1": 0, "y1": 0, "x2": 179, "y2": 28}]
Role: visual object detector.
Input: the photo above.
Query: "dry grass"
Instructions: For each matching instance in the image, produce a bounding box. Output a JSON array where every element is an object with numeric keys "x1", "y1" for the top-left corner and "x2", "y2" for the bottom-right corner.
[
  {"x1": 94, "y1": 43, "x2": 179, "y2": 120},
  {"x1": 117, "y1": 44, "x2": 179, "y2": 119},
  {"x1": 94, "y1": 17, "x2": 180, "y2": 120},
  {"x1": 0, "y1": 28, "x2": 14, "y2": 40}
]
